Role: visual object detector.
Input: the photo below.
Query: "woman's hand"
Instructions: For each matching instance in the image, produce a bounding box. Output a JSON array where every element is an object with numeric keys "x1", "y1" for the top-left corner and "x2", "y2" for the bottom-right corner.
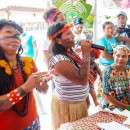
[
  {"x1": 20, "y1": 72, "x2": 48, "y2": 93},
  {"x1": 36, "y1": 73, "x2": 53, "y2": 94},
  {"x1": 36, "y1": 69, "x2": 55, "y2": 93},
  {"x1": 80, "y1": 40, "x2": 92, "y2": 56}
]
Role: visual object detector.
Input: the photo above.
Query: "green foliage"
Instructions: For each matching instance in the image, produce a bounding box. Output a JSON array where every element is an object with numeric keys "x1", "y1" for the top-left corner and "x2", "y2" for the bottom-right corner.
[
  {"x1": 54, "y1": 0, "x2": 67, "y2": 8},
  {"x1": 104, "y1": 15, "x2": 111, "y2": 19}
]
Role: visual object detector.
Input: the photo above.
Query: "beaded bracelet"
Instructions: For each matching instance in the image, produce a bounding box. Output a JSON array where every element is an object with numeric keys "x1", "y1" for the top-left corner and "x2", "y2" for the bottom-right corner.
[
  {"x1": 128, "y1": 105, "x2": 130, "y2": 111},
  {"x1": 18, "y1": 87, "x2": 27, "y2": 97},
  {"x1": 7, "y1": 88, "x2": 24, "y2": 105},
  {"x1": 82, "y1": 56, "x2": 90, "y2": 63}
]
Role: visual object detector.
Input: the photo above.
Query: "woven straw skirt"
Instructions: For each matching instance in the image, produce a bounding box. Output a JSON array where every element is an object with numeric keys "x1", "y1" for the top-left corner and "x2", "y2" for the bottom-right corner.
[{"x1": 51, "y1": 94, "x2": 89, "y2": 130}]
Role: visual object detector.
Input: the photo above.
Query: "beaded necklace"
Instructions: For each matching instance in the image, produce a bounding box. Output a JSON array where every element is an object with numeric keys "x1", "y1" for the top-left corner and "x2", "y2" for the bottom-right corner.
[
  {"x1": 12, "y1": 62, "x2": 29, "y2": 117},
  {"x1": 66, "y1": 50, "x2": 82, "y2": 65},
  {"x1": 66, "y1": 50, "x2": 94, "y2": 84}
]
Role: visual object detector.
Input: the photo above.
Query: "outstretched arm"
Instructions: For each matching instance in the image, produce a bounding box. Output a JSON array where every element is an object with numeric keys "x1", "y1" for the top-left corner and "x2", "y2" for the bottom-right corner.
[
  {"x1": 100, "y1": 50, "x2": 113, "y2": 60},
  {"x1": 104, "y1": 94, "x2": 128, "y2": 110}
]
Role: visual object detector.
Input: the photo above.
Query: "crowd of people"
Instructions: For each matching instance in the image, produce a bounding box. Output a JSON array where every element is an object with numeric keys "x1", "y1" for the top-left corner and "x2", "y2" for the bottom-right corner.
[{"x1": 0, "y1": 7, "x2": 130, "y2": 130}]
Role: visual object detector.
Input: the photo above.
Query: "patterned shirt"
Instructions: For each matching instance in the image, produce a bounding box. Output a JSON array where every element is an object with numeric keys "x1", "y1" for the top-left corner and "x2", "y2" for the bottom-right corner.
[{"x1": 101, "y1": 65, "x2": 130, "y2": 110}]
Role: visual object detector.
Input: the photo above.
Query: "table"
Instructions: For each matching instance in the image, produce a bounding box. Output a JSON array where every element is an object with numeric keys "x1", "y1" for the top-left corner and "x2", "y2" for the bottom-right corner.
[{"x1": 58, "y1": 110, "x2": 130, "y2": 130}]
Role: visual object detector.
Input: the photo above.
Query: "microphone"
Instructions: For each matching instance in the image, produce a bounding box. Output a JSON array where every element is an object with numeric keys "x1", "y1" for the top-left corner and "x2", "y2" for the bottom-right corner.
[
  {"x1": 91, "y1": 44, "x2": 105, "y2": 51},
  {"x1": 77, "y1": 40, "x2": 106, "y2": 51}
]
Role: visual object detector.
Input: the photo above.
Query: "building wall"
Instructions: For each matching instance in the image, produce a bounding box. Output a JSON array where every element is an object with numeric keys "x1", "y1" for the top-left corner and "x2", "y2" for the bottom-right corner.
[{"x1": 0, "y1": 10, "x2": 44, "y2": 23}]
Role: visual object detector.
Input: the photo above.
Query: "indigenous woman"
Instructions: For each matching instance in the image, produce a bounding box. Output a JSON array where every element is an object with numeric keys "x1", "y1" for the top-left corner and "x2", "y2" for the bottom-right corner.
[
  {"x1": 101, "y1": 45, "x2": 130, "y2": 111},
  {"x1": 47, "y1": 21, "x2": 91, "y2": 129},
  {"x1": 98, "y1": 21, "x2": 120, "y2": 70},
  {"x1": 43, "y1": 8, "x2": 66, "y2": 67},
  {"x1": 0, "y1": 19, "x2": 52, "y2": 130}
]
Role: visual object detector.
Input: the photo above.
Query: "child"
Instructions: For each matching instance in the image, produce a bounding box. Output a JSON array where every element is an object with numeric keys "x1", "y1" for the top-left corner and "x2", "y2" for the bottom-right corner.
[{"x1": 89, "y1": 48, "x2": 102, "y2": 106}]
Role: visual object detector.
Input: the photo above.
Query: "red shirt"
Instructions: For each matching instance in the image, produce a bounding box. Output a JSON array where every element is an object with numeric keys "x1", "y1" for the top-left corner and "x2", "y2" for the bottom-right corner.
[{"x1": 0, "y1": 59, "x2": 38, "y2": 130}]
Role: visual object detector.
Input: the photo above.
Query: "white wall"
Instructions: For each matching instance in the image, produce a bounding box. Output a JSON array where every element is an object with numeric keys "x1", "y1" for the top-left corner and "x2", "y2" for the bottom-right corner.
[
  {"x1": 0, "y1": 11, "x2": 8, "y2": 19},
  {"x1": 0, "y1": 10, "x2": 44, "y2": 23}
]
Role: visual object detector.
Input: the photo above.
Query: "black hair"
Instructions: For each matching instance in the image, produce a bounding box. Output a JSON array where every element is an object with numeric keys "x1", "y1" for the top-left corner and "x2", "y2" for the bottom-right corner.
[
  {"x1": 43, "y1": 8, "x2": 61, "y2": 24},
  {"x1": 47, "y1": 22, "x2": 66, "y2": 56},
  {"x1": 102, "y1": 21, "x2": 114, "y2": 30},
  {"x1": 0, "y1": 19, "x2": 29, "y2": 116},
  {"x1": 47, "y1": 21, "x2": 79, "y2": 68},
  {"x1": 0, "y1": 45, "x2": 29, "y2": 116},
  {"x1": 0, "y1": 46, "x2": 24, "y2": 95},
  {"x1": 0, "y1": 19, "x2": 23, "y2": 33},
  {"x1": 0, "y1": 19, "x2": 24, "y2": 94}
]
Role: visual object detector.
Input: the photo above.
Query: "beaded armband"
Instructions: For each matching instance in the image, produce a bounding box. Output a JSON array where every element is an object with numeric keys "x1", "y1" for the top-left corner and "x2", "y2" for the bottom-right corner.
[{"x1": 7, "y1": 87, "x2": 26, "y2": 105}]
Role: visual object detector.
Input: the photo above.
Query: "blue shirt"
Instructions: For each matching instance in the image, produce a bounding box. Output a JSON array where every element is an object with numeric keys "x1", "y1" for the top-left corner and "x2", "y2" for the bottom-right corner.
[
  {"x1": 21, "y1": 33, "x2": 35, "y2": 58},
  {"x1": 98, "y1": 36, "x2": 120, "y2": 65}
]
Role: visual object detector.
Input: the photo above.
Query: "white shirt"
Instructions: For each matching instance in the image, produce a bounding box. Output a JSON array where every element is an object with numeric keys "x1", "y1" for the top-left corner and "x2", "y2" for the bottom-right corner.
[{"x1": 73, "y1": 32, "x2": 86, "y2": 48}]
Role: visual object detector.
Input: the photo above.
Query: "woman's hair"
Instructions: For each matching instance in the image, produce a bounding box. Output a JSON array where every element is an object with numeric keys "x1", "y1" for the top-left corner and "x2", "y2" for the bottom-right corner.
[
  {"x1": 90, "y1": 48, "x2": 100, "y2": 59},
  {"x1": 0, "y1": 19, "x2": 23, "y2": 33},
  {"x1": 47, "y1": 21, "x2": 80, "y2": 68},
  {"x1": 43, "y1": 8, "x2": 61, "y2": 24},
  {"x1": 0, "y1": 19, "x2": 29, "y2": 116},
  {"x1": 113, "y1": 45, "x2": 130, "y2": 55},
  {"x1": 0, "y1": 45, "x2": 25, "y2": 95},
  {"x1": 102, "y1": 21, "x2": 114, "y2": 30},
  {"x1": 47, "y1": 21, "x2": 66, "y2": 56},
  {"x1": 0, "y1": 19, "x2": 25, "y2": 95}
]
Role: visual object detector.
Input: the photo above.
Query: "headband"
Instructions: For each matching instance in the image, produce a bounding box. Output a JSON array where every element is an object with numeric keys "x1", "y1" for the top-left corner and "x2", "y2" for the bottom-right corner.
[
  {"x1": 47, "y1": 9, "x2": 60, "y2": 24},
  {"x1": 114, "y1": 45, "x2": 130, "y2": 55},
  {"x1": 49, "y1": 23, "x2": 73, "y2": 41}
]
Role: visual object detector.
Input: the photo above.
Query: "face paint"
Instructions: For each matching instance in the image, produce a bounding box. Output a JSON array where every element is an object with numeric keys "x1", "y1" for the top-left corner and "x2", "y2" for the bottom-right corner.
[
  {"x1": 0, "y1": 34, "x2": 20, "y2": 41},
  {"x1": 0, "y1": 34, "x2": 21, "y2": 49}
]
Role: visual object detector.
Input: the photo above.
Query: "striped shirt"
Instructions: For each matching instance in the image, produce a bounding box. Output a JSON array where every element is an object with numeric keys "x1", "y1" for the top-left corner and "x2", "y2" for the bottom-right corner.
[{"x1": 49, "y1": 54, "x2": 89, "y2": 101}]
